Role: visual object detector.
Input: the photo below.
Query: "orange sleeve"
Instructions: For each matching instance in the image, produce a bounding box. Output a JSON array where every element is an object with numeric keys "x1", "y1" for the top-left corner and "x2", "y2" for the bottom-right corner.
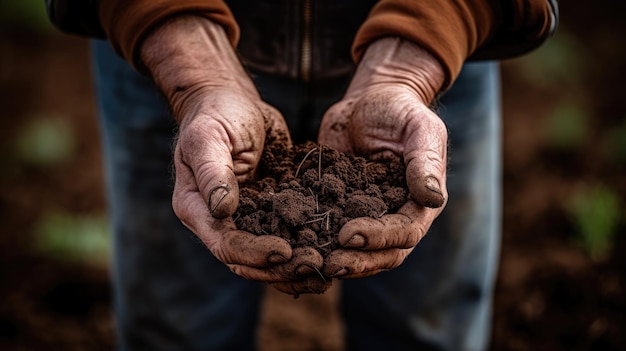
[
  {"x1": 99, "y1": 0, "x2": 239, "y2": 71},
  {"x1": 353, "y1": 0, "x2": 556, "y2": 89}
]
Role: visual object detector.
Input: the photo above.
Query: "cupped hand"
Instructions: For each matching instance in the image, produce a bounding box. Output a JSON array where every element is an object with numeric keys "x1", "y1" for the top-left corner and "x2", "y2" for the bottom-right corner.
[
  {"x1": 318, "y1": 37, "x2": 448, "y2": 279},
  {"x1": 141, "y1": 15, "x2": 325, "y2": 294}
]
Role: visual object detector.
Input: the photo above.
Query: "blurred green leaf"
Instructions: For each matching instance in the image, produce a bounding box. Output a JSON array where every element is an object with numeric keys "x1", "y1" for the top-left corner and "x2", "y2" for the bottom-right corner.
[
  {"x1": 14, "y1": 117, "x2": 76, "y2": 166},
  {"x1": 33, "y1": 211, "x2": 111, "y2": 267},
  {"x1": 544, "y1": 100, "x2": 589, "y2": 149},
  {"x1": 0, "y1": 0, "x2": 54, "y2": 32},
  {"x1": 569, "y1": 184, "x2": 621, "y2": 261}
]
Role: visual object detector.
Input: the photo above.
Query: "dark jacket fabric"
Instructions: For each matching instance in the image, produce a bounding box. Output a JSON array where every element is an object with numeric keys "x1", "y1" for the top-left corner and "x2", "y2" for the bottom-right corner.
[{"x1": 46, "y1": 0, "x2": 558, "y2": 89}]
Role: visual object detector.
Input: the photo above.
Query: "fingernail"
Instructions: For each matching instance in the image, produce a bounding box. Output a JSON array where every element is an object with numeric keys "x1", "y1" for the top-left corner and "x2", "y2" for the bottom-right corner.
[
  {"x1": 296, "y1": 264, "x2": 315, "y2": 276},
  {"x1": 346, "y1": 234, "x2": 366, "y2": 248},
  {"x1": 424, "y1": 176, "x2": 442, "y2": 196},
  {"x1": 209, "y1": 185, "x2": 229, "y2": 214},
  {"x1": 267, "y1": 253, "x2": 288, "y2": 264},
  {"x1": 423, "y1": 176, "x2": 445, "y2": 208},
  {"x1": 328, "y1": 267, "x2": 348, "y2": 278}
]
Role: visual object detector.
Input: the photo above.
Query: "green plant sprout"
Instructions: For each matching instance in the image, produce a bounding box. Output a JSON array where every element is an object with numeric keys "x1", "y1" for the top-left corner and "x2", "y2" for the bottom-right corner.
[
  {"x1": 14, "y1": 117, "x2": 76, "y2": 166},
  {"x1": 33, "y1": 211, "x2": 111, "y2": 268},
  {"x1": 569, "y1": 184, "x2": 621, "y2": 261},
  {"x1": 544, "y1": 101, "x2": 588, "y2": 150}
]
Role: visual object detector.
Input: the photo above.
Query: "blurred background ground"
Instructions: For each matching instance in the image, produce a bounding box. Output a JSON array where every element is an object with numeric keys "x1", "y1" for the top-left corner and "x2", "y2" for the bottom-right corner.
[{"x1": 0, "y1": 1, "x2": 624, "y2": 350}]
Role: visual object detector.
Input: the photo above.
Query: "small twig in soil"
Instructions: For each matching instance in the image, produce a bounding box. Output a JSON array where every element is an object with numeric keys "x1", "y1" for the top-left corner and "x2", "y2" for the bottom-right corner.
[
  {"x1": 326, "y1": 213, "x2": 330, "y2": 231},
  {"x1": 307, "y1": 210, "x2": 332, "y2": 231},
  {"x1": 311, "y1": 265, "x2": 326, "y2": 282},
  {"x1": 295, "y1": 147, "x2": 318, "y2": 178},
  {"x1": 318, "y1": 145, "x2": 323, "y2": 180},
  {"x1": 308, "y1": 188, "x2": 319, "y2": 212},
  {"x1": 316, "y1": 241, "x2": 332, "y2": 248},
  {"x1": 304, "y1": 209, "x2": 332, "y2": 229},
  {"x1": 310, "y1": 210, "x2": 331, "y2": 217},
  {"x1": 304, "y1": 217, "x2": 326, "y2": 225}
]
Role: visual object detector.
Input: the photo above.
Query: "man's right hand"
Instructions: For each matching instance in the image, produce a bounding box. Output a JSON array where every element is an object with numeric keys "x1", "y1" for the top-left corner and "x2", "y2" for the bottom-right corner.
[{"x1": 140, "y1": 15, "x2": 327, "y2": 295}]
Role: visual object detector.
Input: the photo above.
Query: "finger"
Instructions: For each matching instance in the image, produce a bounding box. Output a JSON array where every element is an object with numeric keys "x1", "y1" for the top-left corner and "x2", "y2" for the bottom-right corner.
[
  {"x1": 322, "y1": 247, "x2": 412, "y2": 279},
  {"x1": 403, "y1": 109, "x2": 448, "y2": 208},
  {"x1": 227, "y1": 247, "x2": 324, "y2": 282},
  {"x1": 176, "y1": 123, "x2": 239, "y2": 218},
  {"x1": 337, "y1": 201, "x2": 439, "y2": 250},
  {"x1": 219, "y1": 230, "x2": 293, "y2": 267},
  {"x1": 172, "y1": 142, "x2": 222, "y2": 234}
]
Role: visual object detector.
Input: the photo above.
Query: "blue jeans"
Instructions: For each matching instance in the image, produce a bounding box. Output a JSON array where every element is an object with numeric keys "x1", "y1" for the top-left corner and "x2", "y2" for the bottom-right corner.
[{"x1": 92, "y1": 40, "x2": 501, "y2": 351}]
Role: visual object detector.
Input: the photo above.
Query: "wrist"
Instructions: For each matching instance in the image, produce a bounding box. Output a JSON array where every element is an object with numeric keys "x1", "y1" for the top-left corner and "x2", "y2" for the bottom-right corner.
[
  {"x1": 140, "y1": 15, "x2": 257, "y2": 122},
  {"x1": 347, "y1": 37, "x2": 444, "y2": 104}
]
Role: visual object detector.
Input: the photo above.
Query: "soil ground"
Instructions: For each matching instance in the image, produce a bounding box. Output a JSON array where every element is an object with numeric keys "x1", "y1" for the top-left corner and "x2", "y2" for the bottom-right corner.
[{"x1": 1, "y1": 3, "x2": 625, "y2": 350}]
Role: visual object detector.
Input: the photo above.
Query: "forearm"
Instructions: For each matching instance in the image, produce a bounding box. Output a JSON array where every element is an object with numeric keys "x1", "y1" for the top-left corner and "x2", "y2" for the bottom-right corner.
[
  {"x1": 140, "y1": 15, "x2": 257, "y2": 124},
  {"x1": 347, "y1": 38, "x2": 444, "y2": 105},
  {"x1": 353, "y1": 0, "x2": 557, "y2": 90},
  {"x1": 99, "y1": 0, "x2": 239, "y2": 70}
]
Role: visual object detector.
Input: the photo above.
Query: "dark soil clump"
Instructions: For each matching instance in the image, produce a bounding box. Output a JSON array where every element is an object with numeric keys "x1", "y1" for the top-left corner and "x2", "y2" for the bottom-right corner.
[{"x1": 234, "y1": 140, "x2": 408, "y2": 258}]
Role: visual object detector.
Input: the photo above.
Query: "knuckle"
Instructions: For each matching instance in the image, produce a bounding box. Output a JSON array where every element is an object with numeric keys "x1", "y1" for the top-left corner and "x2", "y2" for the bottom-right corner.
[
  {"x1": 171, "y1": 197, "x2": 192, "y2": 228},
  {"x1": 229, "y1": 265, "x2": 256, "y2": 280},
  {"x1": 385, "y1": 250, "x2": 409, "y2": 270},
  {"x1": 171, "y1": 198, "x2": 182, "y2": 217},
  {"x1": 402, "y1": 230, "x2": 421, "y2": 248},
  {"x1": 407, "y1": 223, "x2": 427, "y2": 246}
]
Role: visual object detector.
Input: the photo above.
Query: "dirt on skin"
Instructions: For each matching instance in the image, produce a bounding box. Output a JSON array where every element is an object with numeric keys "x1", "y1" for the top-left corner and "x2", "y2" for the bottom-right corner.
[{"x1": 234, "y1": 137, "x2": 408, "y2": 264}]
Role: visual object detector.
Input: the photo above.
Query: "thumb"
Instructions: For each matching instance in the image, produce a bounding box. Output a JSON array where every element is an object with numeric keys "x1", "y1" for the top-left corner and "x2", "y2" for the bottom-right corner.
[
  {"x1": 206, "y1": 177, "x2": 239, "y2": 219},
  {"x1": 404, "y1": 108, "x2": 448, "y2": 208},
  {"x1": 175, "y1": 120, "x2": 244, "y2": 219}
]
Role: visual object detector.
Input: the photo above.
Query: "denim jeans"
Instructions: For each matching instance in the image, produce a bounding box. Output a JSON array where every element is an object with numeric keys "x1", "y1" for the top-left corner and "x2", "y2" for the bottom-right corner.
[{"x1": 92, "y1": 39, "x2": 500, "y2": 351}]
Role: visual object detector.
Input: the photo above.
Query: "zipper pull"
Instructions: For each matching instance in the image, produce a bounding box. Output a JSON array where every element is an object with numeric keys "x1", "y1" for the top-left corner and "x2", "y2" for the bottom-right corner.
[{"x1": 301, "y1": 0, "x2": 312, "y2": 81}]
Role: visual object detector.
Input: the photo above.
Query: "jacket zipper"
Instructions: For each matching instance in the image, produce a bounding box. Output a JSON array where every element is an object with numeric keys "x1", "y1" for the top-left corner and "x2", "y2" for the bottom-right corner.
[{"x1": 301, "y1": 0, "x2": 312, "y2": 81}]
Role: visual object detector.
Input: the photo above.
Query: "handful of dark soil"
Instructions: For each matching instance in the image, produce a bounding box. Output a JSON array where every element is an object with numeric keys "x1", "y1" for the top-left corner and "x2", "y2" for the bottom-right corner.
[{"x1": 234, "y1": 140, "x2": 408, "y2": 259}]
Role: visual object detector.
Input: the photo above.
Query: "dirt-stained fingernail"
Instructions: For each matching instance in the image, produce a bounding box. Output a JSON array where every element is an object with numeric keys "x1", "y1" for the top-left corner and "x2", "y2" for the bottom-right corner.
[
  {"x1": 267, "y1": 253, "x2": 288, "y2": 264},
  {"x1": 209, "y1": 184, "x2": 229, "y2": 215},
  {"x1": 328, "y1": 267, "x2": 348, "y2": 278},
  {"x1": 345, "y1": 234, "x2": 366, "y2": 248},
  {"x1": 423, "y1": 176, "x2": 445, "y2": 208},
  {"x1": 296, "y1": 264, "x2": 316, "y2": 276},
  {"x1": 424, "y1": 176, "x2": 442, "y2": 196}
]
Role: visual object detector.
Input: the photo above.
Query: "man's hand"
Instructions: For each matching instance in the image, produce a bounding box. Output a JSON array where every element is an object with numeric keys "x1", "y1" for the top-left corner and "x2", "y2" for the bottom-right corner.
[
  {"x1": 141, "y1": 15, "x2": 325, "y2": 294},
  {"x1": 319, "y1": 37, "x2": 448, "y2": 279}
]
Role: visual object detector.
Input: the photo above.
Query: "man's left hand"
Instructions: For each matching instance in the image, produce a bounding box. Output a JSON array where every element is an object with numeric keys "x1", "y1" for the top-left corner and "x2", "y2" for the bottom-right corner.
[{"x1": 318, "y1": 37, "x2": 448, "y2": 279}]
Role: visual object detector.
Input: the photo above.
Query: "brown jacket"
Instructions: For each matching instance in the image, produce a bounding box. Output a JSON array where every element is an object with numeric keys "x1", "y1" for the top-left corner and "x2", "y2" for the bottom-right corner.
[{"x1": 97, "y1": 0, "x2": 557, "y2": 89}]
